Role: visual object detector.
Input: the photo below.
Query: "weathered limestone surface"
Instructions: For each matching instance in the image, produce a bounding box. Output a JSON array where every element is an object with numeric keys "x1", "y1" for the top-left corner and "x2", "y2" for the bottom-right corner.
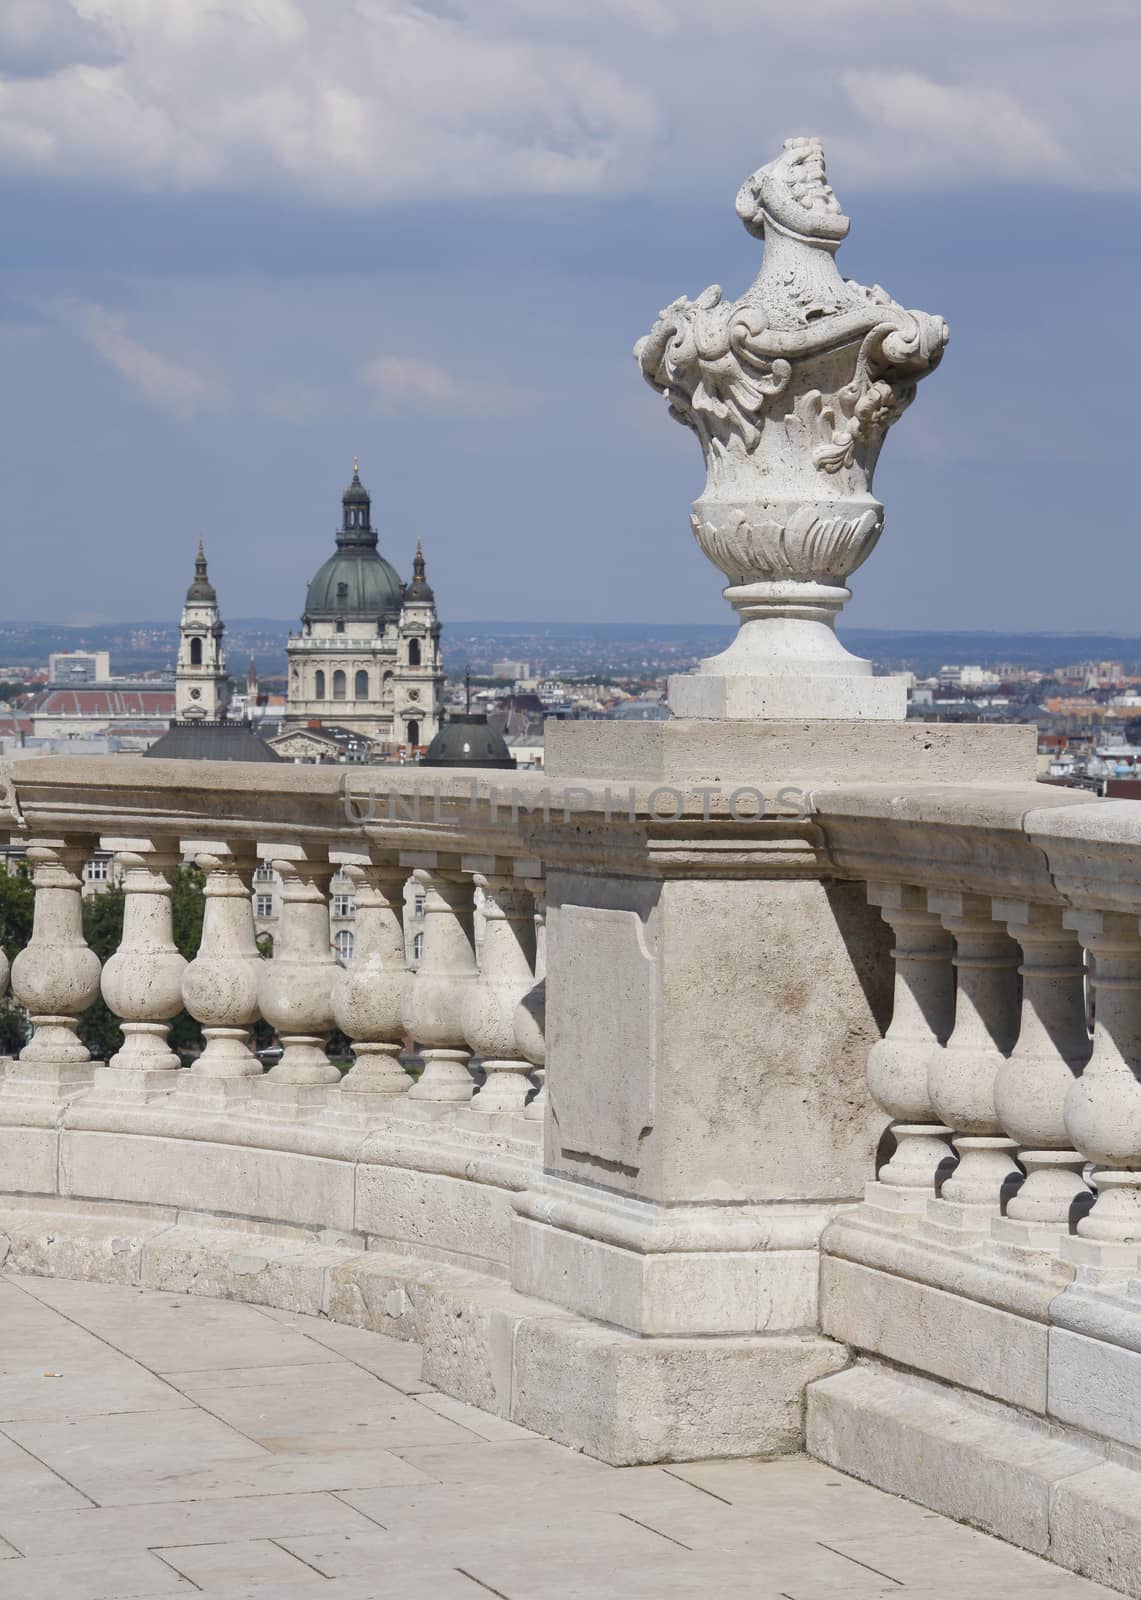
[
  {"x1": 636, "y1": 137, "x2": 947, "y2": 720},
  {"x1": 544, "y1": 716, "x2": 1038, "y2": 787},
  {"x1": 807, "y1": 1361, "x2": 1141, "y2": 1592}
]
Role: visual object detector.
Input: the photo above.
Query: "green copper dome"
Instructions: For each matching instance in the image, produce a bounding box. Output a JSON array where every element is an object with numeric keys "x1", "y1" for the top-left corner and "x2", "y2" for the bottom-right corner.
[
  {"x1": 304, "y1": 550, "x2": 405, "y2": 621},
  {"x1": 303, "y1": 462, "x2": 406, "y2": 622},
  {"x1": 421, "y1": 713, "x2": 516, "y2": 769}
]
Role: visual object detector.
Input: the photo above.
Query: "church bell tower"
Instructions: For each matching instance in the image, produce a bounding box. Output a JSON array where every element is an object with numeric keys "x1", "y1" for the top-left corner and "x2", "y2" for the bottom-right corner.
[{"x1": 176, "y1": 542, "x2": 230, "y2": 721}]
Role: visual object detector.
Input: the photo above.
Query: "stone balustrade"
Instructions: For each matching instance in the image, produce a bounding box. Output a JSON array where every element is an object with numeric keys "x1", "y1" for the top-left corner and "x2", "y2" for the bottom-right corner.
[
  {"x1": 4, "y1": 750, "x2": 1141, "y2": 1592},
  {"x1": 0, "y1": 762, "x2": 548, "y2": 1121}
]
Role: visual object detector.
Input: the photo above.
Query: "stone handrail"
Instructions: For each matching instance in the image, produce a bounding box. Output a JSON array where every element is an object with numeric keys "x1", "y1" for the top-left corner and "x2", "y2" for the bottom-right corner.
[{"x1": 0, "y1": 755, "x2": 550, "y2": 1119}]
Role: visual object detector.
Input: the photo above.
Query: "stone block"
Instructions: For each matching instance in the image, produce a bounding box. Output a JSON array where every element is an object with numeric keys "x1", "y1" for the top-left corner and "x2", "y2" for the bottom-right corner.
[
  {"x1": 545, "y1": 871, "x2": 889, "y2": 1205},
  {"x1": 354, "y1": 1162, "x2": 513, "y2": 1270},
  {"x1": 0, "y1": 1206, "x2": 171, "y2": 1287},
  {"x1": 1048, "y1": 1327, "x2": 1141, "y2": 1453},
  {"x1": 821, "y1": 1255, "x2": 1048, "y2": 1410},
  {"x1": 668, "y1": 670, "x2": 907, "y2": 721},
  {"x1": 513, "y1": 1317, "x2": 849, "y2": 1465},
  {"x1": 0, "y1": 1123, "x2": 61, "y2": 1196},
  {"x1": 138, "y1": 1227, "x2": 349, "y2": 1315},
  {"x1": 1050, "y1": 1462, "x2": 1141, "y2": 1593},
  {"x1": 511, "y1": 1212, "x2": 817, "y2": 1335},
  {"x1": 544, "y1": 717, "x2": 1037, "y2": 786},
  {"x1": 59, "y1": 1129, "x2": 357, "y2": 1233},
  {"x1": 807, "y1": 1363, "x2": 1102, "y2": 1554}
]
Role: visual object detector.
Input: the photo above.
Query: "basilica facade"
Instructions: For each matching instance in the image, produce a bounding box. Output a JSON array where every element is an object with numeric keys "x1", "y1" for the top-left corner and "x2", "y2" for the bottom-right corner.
[{"x1": 281, "y1": 463, "x2": 444, "y2": 750}]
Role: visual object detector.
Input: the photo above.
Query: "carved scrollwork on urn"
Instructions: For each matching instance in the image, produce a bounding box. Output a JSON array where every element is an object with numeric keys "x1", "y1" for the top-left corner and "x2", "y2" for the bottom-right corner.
[{"x1": 635, "y1": 137, "x2": 948, "y2": 712}]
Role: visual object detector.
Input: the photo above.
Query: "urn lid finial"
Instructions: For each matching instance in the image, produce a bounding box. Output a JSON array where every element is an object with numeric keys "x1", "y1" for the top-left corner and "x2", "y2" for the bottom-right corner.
[{"x1": 735, "y1": 136, "x2": 850, "y2": 245}]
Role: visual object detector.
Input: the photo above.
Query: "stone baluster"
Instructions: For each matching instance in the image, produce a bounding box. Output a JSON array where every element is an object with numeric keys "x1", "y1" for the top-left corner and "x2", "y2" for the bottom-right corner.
[
  {"x1": 463, "y1": 861, "x2": 538, "y2": 1115},
  {"x1": 333, "y1": 858, "x2": 411, "y2": 1097},
  {"x1": 991, "y1": 900, "x2": 1092, "y2": 1235},
  {"x1": 1061, "y1": 911, "x2": 1141, "y2": 1254},
  {"x1": 926, "y1": 891, "x2": 1021, "y2": 1218},
  {"x1": 864, "y1": 883, "x2": 955, "y2": 1204},
  {"x1": 404, "y1": 860, "x2": 478, "y2": 1103},
  {"x1": 180, "y1": 845, "x2": 263, "y2": 1078},
  {"x1": 258, "y1": 848, "x2": 339, "y2": 1085},
  {"x1": 8, "y1": 837, "x2": 101, "y2": 1094},
  {"x1": 97, "y1": 839, "x2": 187, "y2": 1091},
  {"x1": 518, "y1": 885, "x2": 547, "y2": 1122}
]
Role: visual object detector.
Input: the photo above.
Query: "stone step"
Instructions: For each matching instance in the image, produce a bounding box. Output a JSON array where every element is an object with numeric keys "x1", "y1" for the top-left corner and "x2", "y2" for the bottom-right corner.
[{"x1": 807, "y1": 1360, "x2": 1141, "y2": 1596}]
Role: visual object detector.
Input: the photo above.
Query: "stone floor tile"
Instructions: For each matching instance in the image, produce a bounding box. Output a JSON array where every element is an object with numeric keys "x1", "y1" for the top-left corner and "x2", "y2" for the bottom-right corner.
[
  {"x1": 196, "y1": 1574, "x2": 497, "y2": 1600},
  {"x1": 414, "y1": 1391, "x2": 536, "y2": 1441},
  {"x1": 286, "y1": 1507, "x2": 673, "y2": 1574},
  {"x1": 809, "y1": 1524, "x2": 1122, "y2": 1594},
  {"x1": 258, "y1": 1314, "x2": 431, "y2": 1392},
  {"x1": 274, "y1": 1526, "x2": 393, "y2": 1577},
  {"x1": 388, "y1": 1436, "x2": 614, "y2": 1484},
  {"x1": 171, "y1": 1365, "x2": 473, "y2": 1449},
  {"x1": 152, "y1": 1537, "x2": 319, "y2": 1591},
  {"x1": 12, "y1": 1280, "x2": 336, "y2": 1375},
  {"x1": 90, "y1": 1445, "x2": 435, "y2": 1505},
  {"x1": 0, "y1": 1431, "x2": 95, "y2": 1515},
  {"x1": 0, "y1": 1277, "x2": 1123, "y2": 1600},
  {"x1": 161, "y1": 1361, "x2": 350, "y2": 1394},
  {"x1": 0, "y1": 1549, "x2": 195, "y2": 1598},
  {"x1": 1, "y1": 1408, "x2": 264, "y2": 1503},
  {"x1": 0, "y1": 1360, "x2": 194, "y2": 1426},
  {"x1": 0, "y1": 1490, "x2": 383, "y2": 1560}
]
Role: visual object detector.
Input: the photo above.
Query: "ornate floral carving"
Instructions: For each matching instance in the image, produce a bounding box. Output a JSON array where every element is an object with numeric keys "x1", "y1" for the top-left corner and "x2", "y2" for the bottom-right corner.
[
  {"x1": 634, "y1": 287, "x2": 790, "y2": 457},
  {"x1": 633, "y1": 136, "x2": 948, "y2": 705},
  {"x1": 694, "y1": 503, "x2": 883, "y2": 585}
]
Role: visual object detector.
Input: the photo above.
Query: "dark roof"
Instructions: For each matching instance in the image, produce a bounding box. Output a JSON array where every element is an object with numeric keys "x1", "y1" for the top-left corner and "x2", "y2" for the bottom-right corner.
[
  {"x1": 343, "y1": 466, "x2": 370, "y2": 507},
  {"x1": 304, "y1": 549, "x2": 405, "y2": 621},
  {"x1": 304, "y1": 465, "x2": 405, "y2": 621},
  {"x1": 144, "y1": 720, "x2": 282, "y2": 763},
  {"x1": 186, "y1": 543, "x2": 217, "y2": 603},
  {"x1": 420, "y1": 713, "x2": 516, "y2": 769},
  {"x1": 404, "y1": 539, "x2": 435, "y2": 603}
]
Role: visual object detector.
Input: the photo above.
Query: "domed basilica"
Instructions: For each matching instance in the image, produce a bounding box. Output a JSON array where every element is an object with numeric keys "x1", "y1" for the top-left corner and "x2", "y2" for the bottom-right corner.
[{"x1": 283, "y1": 462, "x2": 444, "y2": 750}]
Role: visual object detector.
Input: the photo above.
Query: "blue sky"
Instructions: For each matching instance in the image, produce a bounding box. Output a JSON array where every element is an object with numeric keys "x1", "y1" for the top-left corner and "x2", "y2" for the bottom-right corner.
[{"x1": 1, "y1": 0, "x2": 1139, "y2": 630}]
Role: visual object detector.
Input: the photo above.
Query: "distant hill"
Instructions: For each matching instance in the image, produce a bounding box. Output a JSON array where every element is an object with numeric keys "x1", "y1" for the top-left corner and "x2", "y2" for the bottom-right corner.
[{"x1": 2, "y1": 620, "x2": 1140, "y2": 681}]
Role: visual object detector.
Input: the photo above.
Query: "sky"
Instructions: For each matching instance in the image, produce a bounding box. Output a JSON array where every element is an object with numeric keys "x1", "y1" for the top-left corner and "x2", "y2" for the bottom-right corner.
[{"x1": 1, "y1": 0, "x2": 1139, "y2": 631}]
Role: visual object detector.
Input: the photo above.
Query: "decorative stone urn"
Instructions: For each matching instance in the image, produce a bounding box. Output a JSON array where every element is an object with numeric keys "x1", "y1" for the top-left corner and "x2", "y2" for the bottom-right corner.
[{"x1": 636, "y1": 136, "x2": 948, "y2": 719}]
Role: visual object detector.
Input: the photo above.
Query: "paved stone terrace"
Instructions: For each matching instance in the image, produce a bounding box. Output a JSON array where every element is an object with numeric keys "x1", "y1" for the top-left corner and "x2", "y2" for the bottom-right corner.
[{"x1": 0, "y1": 1275, "x2": 1118, "y2": 1600}]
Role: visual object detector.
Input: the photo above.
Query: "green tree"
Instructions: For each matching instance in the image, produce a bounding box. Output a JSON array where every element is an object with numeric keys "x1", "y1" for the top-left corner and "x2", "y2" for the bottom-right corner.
[
  {"x1": 0, "y1": 860, "x2": 34, "y2": 959},
  {"x1": 0, "y1": 861, "x2": 35, "y2": 1054},
  {"x1": 77, "y1": 883, "x2": 125, "y2": 1060},
  {"x1": 169, "y1": 864, "x2": 206, "y2": 1059}
]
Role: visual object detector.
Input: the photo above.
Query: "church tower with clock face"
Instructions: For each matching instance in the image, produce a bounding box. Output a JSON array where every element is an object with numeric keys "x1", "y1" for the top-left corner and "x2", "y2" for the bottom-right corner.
[
  {"x1": 283, "y1": 462, "x2": 443, "y2": 751},
  {"x1": 175, "y1": 542, "x2": 230, "y2": 721}
]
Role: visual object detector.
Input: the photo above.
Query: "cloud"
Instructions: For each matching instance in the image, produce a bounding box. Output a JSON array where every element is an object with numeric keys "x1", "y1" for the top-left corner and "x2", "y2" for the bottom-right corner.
[
  {"x1": 838, "y1": 72, "x2": 1079, "y2": 186},
  {"x1": 0, "y1": 1, "x2": 1137, "y2": 206},
  {"x1": 0, "y1": 0, "x2": 660, "y2": 200},
  {"x1": 0, "y1": 0, "x2": 119, "y2": 78},
  {"x1": 359, "y1": 353, "x2": 518, "y2": 419},
  {"x1": 54, "y1": 299, "x2": 224, "y2": 418}
]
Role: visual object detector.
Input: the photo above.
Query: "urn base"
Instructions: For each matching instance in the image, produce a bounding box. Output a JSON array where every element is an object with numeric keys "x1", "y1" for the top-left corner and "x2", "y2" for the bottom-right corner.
[{"x1": 669, "y1": 669, "x2": 907, "y2": 720}]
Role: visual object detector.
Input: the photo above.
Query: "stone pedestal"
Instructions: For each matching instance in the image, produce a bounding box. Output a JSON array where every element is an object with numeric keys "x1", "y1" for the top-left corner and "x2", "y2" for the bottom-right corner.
[{"x1": 503, "y1": 720, "x2": 967, "y2": 1435}]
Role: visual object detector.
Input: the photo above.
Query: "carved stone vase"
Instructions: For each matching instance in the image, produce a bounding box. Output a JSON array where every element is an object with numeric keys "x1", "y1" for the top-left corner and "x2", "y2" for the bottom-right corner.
[{"x1": 636, "y1": 136, "x2": 948, "y2": 719}]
